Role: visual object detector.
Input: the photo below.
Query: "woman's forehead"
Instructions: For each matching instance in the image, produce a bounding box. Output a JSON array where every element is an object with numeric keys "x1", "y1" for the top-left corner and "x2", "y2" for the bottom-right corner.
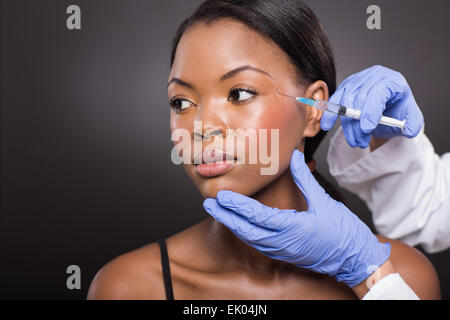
[{"x1": 169, "y1": 19, "x2": 294, "y2": 83}]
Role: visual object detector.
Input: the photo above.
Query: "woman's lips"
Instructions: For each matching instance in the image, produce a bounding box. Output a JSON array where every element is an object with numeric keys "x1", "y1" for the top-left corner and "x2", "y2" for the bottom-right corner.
[{"x1": 195, "y1": 160, "x2": 234, "y2": 178}]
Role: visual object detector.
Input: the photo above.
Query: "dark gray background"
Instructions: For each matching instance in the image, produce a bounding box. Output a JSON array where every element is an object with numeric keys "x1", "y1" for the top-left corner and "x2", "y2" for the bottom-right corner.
[{"x1": 1, "y1": 0, "x2": 449, "y2": 299}]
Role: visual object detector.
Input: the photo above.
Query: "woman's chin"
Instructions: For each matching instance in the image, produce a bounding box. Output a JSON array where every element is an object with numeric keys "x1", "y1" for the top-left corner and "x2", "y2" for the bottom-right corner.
[
  {"x1": 186, "y1": 163, "x2": 283, "y2": 199},
  {"x1": 196, "y1": 174, "x2": 275, "y2": 199},
  {"x1": 197, "y1": 179, "x2": 248, "y2": 199}
]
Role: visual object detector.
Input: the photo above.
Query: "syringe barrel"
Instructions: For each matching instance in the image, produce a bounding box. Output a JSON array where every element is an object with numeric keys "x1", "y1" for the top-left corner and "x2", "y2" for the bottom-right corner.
[
  {"x1": 315, "y1": 99, "x2": 406, "y2": 130},
  {"x1": 344, "y1": 107, "x2": 362, "y2": 120}
]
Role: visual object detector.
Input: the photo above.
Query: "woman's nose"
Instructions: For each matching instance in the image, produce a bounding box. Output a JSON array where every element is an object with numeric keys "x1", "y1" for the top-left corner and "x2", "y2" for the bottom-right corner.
[{"x1": 194, "y1": 103, "x2": 228, "y2": 140}]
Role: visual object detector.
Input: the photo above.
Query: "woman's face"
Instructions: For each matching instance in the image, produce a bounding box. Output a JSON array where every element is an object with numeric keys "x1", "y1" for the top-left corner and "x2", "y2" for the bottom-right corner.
[{"x1": 168, "y1": 19, "x2": 314, "y2": 199}]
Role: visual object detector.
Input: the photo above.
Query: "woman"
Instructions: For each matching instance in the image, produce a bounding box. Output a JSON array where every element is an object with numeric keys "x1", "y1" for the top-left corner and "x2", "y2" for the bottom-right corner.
[{"x1": 87, "y1": 0, "x2": 440, "y2": 299}]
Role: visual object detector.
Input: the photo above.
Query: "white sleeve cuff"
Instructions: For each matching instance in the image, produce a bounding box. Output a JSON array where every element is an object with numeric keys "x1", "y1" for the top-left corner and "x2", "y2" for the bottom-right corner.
[{"x1": 362, "y1": 273, "x2": 420, "y2": 300}]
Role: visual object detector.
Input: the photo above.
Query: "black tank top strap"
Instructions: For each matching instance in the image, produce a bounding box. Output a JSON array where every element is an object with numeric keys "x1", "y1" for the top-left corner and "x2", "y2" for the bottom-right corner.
[{"x1": 157, "y1": 238, "x2": 174, "y2": 300}]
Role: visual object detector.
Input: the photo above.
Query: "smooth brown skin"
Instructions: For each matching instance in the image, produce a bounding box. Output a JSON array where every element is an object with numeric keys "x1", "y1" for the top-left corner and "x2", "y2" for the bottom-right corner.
[{"x1": 87, "y1": 19, "x2": 440, "y2": 300}]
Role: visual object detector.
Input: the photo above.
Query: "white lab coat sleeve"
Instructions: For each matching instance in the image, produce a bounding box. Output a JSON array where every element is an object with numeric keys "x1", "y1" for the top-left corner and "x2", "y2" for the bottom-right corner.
[
  {"x1": 327, "y1": 127, "x2": 450, "y2": 254},
  {"x1": 362, "y1": 273, "x2": 420, "y2": 300}
]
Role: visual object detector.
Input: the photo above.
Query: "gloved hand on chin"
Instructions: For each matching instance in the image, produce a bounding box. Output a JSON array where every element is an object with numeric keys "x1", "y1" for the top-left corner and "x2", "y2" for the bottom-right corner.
[{"x1": 203, "y1": 150, "x2": 391, "y2": 288}]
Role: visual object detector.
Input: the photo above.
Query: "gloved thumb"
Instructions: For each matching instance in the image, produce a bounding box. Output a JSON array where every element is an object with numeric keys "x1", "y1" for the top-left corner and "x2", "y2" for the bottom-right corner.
[
  {"x1": 320, "y1": 112, "x2": 338, "y2": 131},
  {"x1": 289, "y1": 150, "x2": 326, "y2": 211}
]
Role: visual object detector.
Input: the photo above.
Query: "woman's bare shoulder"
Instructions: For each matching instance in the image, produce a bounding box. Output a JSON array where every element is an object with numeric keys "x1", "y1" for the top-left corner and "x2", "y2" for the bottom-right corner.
[
  {"x1": 86, "y1": 241, "x2": 166, "y2": 300},
  {"x1": 376, "y1": 235, "x2": 441, "y2": 300},
  {"x1": 86, "y1": 219, "x2": 211, "y2": 300}
]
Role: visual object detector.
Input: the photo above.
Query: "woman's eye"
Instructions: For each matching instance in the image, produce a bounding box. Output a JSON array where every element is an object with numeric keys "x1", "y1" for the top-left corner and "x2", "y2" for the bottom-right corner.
[
  {"x1": 169, "y1": 98, "x2": 194, "y2": 112},
  {"x1": 228, "y1": 88, "x2": 258, "y2": 103}
]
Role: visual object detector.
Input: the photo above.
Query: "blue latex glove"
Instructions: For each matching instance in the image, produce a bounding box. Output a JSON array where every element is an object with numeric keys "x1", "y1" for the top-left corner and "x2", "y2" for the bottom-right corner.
[
  {"x1": 203, "y1": 150, "x2": 391, "y2": 288},
  {"x1": 321, "y1": 65, "x2": 424, "y2": 148}
]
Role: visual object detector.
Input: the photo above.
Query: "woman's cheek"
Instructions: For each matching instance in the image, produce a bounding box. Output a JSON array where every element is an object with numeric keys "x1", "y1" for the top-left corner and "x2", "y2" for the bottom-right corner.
[
  {"x1": 269, "y1": 106, "x2": 306, "y2": 168},
  {"x1": 254, "y1": 104, "x2": 304, "y2": 142}
]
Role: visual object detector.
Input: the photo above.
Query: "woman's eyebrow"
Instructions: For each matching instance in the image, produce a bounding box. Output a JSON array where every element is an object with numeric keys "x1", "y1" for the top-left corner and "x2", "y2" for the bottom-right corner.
[
  {"x1": 219, "y1": 65, "x2": 274, "y2": 82},
  {"x1": 167, "y1": 65, "x2": 274, "y2": 89}
]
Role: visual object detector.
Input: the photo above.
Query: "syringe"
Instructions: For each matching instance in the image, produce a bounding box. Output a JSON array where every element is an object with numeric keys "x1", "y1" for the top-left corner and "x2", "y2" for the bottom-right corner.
[{"x1": 276, "y1": 90, "x2": 406, "y2": 130}]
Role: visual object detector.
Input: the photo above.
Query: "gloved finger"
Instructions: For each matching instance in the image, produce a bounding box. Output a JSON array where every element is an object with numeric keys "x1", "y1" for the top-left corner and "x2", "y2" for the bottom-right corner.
[
  {"x1": 329, "y1": 87, "x2": 345, "y2": 105},
  {"x1": 353, "y1": 74, "x2": 386, "y2": 134},
  {"x1": 204, "y1": 199, "x2": 308, "y2": 264},
  {"x1": 336, "y1": 86, "x2": 361, "y2": 148},
  {"x1": 245, "y1": 243, "x2": 303, "y2": 265},
  {"x1": 341, "y1": 117, "x2": 358, "y2": 148},
  {"x1": 289, "y1": 150, "x2": 326, "y2": 211},
  {"x1": 216, "y1": 190, "x2": 296, "y2": 231},
  {"x1": 403, "y1": 108, "x2": 424, "y2": 138},
  {"x1": 360, "y1": 83, "x2": 401, "y2": 134},
  {"x1": 339, "y1": 65, "x2": 387, "y2": 110},
  {"x1": 321, "y1": 87, "x2": 345, "y2": 131},
  {"x1": 402, "y1": 88, "x2": 424, "y2": 138},
  {"x1": 351, "y1": 117, "x2": 371, "y2": 149},
  {"x1": 203, "y1": 198, "x2": 276, "y2": 242},
  {"x1": 320, "y1": 112, "x2": 338, "y2": 132}
]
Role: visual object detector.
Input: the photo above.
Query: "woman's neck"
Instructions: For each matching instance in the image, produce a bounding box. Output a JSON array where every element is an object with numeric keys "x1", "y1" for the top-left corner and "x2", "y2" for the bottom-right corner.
[
  {"x1": 252, "y1": 167, "x2": 307, "y2": 212},
  {"x1": 205, "y1": 168, "x2": 308, "y2": 278}
]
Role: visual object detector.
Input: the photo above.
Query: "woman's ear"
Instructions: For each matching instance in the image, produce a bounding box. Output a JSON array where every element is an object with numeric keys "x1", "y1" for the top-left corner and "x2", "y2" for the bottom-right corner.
[{"x1": 302, "y1": 80, "x2": 329, "y2": 138}]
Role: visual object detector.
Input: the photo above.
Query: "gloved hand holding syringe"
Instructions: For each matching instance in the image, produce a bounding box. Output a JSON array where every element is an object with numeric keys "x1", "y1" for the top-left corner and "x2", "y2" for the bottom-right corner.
[
  {"x1": 320, "y1": 65, "x2": 424, "y2": 147},
  {"x1": 276, "y1": 89, "x2": 407, "y2": 130}
]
